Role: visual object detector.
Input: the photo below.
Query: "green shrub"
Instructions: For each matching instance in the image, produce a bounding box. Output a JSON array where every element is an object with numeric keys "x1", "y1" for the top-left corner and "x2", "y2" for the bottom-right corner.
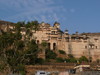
[
  {"x1": 35, "y1": 58, "x2": 45, "y2": 64},
  {"x1": 58, "y1": 50, "x2": 66, "y2": 54},
  {"x1": 46, "y1": 50, "x2": 57, "y2": 59},
  {"x1": 78, "y1": 56, "x2": 88, "y2": 63},
  {"x1": 64, "y1": 58, "x2": 70, "y2": 63},
  {"x1": 68, "y1": 54, "x2": 74, "y2": 58},
  {"x1": 70, "y1": 58, "x2": 77, "y2": 63},
  {"x1": 96, "y1": 59, "x2": 100, "y2": 63},
  {"x1": 56, "y1": 57, "x2": 64, "y2": 62}
]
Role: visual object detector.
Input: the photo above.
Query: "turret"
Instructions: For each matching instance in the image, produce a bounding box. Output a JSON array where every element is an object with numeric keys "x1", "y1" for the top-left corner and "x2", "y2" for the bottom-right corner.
[
  {"x1": 41, "y1": 22, "x2": 45, "y2": 26},
  {"x1": 53, "y1": 21, "x2": 60, "y2": 29},
  {"x1": 65, "y1": 29, "x2": 69, "y2": 35},
  {"x1": 76, "y1": 31, "x2": 79, "y2": 35}
]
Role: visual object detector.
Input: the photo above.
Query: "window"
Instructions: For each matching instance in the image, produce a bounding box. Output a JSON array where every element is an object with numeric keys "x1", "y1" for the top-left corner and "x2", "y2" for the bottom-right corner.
[
  {"x1": 85, "y1": 46, "x2": 87, "y2": 49},
  {"x1": 89, "y1": 45, "x2": 94, "y2": 49},
  {"x1": 96, "y1": 46, "x2": 98, "y2": 49},
  {"x1": 94, "y1": 38, "x2": 98, "y2": 42},
  {"x1": 89, "y1": 44, "x2": 94, "y2": 49},
  {"x1": 48, "y1": 43, "x2": 50, "y2": 50},
  {"x1": 53, "y1": 43, "x2": 56, "y2": 50},
  {"x1": 52, "y1": 31, "x2": 55, "y2": 34},
  {"x1": 37, "y1": 40, "x2": 39, "y2": 44}
]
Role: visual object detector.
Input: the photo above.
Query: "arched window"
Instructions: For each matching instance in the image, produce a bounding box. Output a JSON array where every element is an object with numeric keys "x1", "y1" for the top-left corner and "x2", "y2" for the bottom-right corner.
[
  {"x1": 85, "y1": 46, "x2": 87, "y2": 49},
  {"x1": 37, "y1": 40, "x2": 39, "y2": 44},
  {"x1": 53, "y1": 43, "x2": 56, "y2": 50},
  {"x1": 96, "y1": 46, "x2": 98, "y2": 49},
  {"x1": 48, "y1": 43, "x2": 51, "y2": 50},
  {"x1": 52, "y1": 31, "x2": 55, "y2": 34}
]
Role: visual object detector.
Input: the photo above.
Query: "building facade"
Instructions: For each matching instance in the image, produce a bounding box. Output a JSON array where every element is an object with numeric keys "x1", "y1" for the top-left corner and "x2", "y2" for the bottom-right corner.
[{"x1": 33, "y1": 22, "x2": 100, "y2": 61}]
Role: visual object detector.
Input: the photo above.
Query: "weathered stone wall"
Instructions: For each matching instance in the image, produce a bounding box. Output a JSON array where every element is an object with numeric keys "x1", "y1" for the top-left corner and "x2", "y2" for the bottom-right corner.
[
  {"x1": 70, "y1": 71, "x2": 100, "y2": 75},
  {"x1": 26, "y1": 63, "x2": 75, "y2": 75},
  {"x1": 33, "y1": 23, "x2": 100, "y2": 61}
]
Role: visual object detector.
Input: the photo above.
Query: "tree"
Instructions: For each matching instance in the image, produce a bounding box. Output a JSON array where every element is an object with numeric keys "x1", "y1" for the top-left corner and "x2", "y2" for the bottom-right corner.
[
  {"x1": 0, "y1": 31, "x2": 26, "y2": 73},
  {"x1": 64, "y1": 58, "x2": 70, "y2": 63},
  {"x1": 15, "y1": 21, "x2": 25, "y2": 32},
  {"x1": 24, "y1": 39, "x2": 39, "y2": 65},
  {"x1": 25, "y1": 21, "x2": 31, "y2": 28},
  {"x1": 26, "y1": 21, "x2": 39, "y2": 31},
  {"x1": 69, "y1": 58, "x2": 77, "y2": 63},
  {"x1": 46, "y1": 50, "x2": 57, "y2": 60},
  {"x1": 15, "y1": 40, "x2": 24, "y2": 50},
  {"x1": 96, "y1": 59, "x2": 100, "y2": 63},
  {"x1": 32, "y1": 20, "x2": 39, "y2": 31},
  {"x1": 35, "y1": 58, "x2": 45, "y2": 64},
  {"x1": 78, "y1": 56, "x2": 88, "y2": 63},
  {"x1": 67, "y1": 54, "x2": 77, "y2": 63},
  {"x1": 40, "y1": 41, "x2": 48, "y2": 50},
  {"x1": 0, "y1": 20, "x2": 41, "y2": 74}
]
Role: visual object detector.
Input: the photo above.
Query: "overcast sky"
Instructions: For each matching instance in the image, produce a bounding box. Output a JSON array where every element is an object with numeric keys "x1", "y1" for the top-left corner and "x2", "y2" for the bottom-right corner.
[{"x1": 0, "y1": 0, "x2": 100, "y2": 34}]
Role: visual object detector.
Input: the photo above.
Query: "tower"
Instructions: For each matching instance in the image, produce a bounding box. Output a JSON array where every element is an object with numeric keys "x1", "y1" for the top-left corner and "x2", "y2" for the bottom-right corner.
[
  {"x1": 53, "y1": 22, "x2": 60, "y2": 29},
  {"x1": 65, "y1": 29, "x2": 69, "y2": 35},
  {"x1": 68, "y1": 35, "x2": 72, "y2": 54}
]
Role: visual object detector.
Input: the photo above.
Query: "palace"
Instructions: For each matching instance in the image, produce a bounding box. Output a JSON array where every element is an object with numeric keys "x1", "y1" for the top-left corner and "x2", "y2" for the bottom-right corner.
[
  {"x1": 33, "y1": 22, "x2": 100, "y2": 61},
  {"x1": 0, "y1": 20, "x2": 100, "y2": 61}
]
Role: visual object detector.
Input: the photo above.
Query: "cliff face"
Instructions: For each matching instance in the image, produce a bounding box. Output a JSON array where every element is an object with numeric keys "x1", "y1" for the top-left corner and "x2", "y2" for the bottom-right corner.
[
  {"x1": 0, "y1": 20, "x2": 14, "y2": 25},
  {"x1": 0, "y1": 20, "x2": 15, "y2": 32}
]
